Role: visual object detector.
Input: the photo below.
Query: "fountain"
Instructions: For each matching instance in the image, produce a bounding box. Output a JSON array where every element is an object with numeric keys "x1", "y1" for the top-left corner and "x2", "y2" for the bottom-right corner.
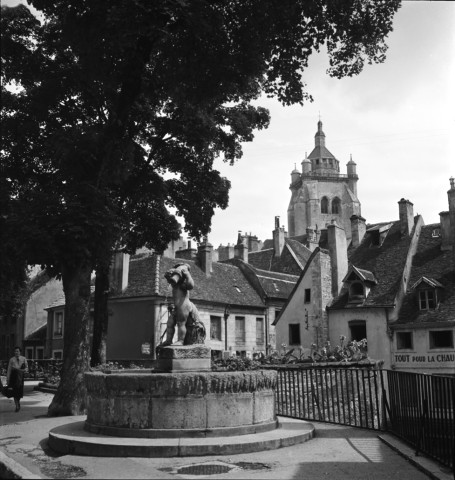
[{"x1": 48, "y1": 263, "x2": 314, "y2": 456}]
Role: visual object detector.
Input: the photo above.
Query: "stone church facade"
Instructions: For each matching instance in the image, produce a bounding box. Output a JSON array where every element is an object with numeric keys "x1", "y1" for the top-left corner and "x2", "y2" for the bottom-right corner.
[{"x1": 287, "y1": 120, "x2": 361, "y2": 241}]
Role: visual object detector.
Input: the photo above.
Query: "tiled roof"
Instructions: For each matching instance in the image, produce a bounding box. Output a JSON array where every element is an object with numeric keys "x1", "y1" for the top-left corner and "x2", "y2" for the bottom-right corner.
[
  {"x1": 24, "y1": 323, "x2": 47, "y2": 341},
  {"x1": 247, "y1": 248, "x2": 274, "y2": 271},
  {"x1": 246, "y1": 234, "x2": 326, "y2": 275},
  {"x1": 330, "y1": 219, "x2": 417, "y2": 309},
  {"x1": 345, "y1": 266, "x2": 377, "y2": 284},
  {"x1": 113, "y1": 254, "x2": 264, "y2": 308},
  {"x1": 308, "y1": 145, "x2": 336, "y2": 159},
  {"x1": 249, "y1": 267, "x2": 298, "y2": 300},
  {"x1": 395, "y1": 224, "x2": 455, "y2": 325},
  {"x1": 45, "y1": 293, "x2": 66, "y2": 310},
  {"x1": 285, "y1": 239, "x2": 312, "y2": 268}
]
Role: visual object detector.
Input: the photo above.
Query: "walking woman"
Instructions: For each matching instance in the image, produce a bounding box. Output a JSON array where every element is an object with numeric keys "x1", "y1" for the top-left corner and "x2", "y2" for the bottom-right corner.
[{"x1": 7, "y1": 346, "x2": 28, "y2": 412}]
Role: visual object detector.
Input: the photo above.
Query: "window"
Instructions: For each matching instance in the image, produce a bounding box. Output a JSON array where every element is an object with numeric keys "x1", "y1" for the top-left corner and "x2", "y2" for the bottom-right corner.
[
  {"x1": 256, "y1": 318, "x2": 264, "y2": 344},
  {"x1": 53, "y1": 311, "x2": 64, "y2": 338},
  {"x1": 210, "y1": 316, "x2": 222, "y2": 341},
  {"x1": 52, "y1": 350, "x2": 63, "y2": 360},
  {"x1": 321, "y1": 196, "x2": 329, "y2": 214},
  {"x1": 304, "y1": 289, "x2": 311, "y2": 303},
  {"x1": 397, "y1": 332, "x2": 413, "y2": 350},
  {"x1": 289, "y1": 324, "x2": 301, "y2": 345},
  {"x1": 350, "y1": 282, "x2": 364, "y2": 296},
  {"x1": 349, "y1": 320, "x2": 367, "y2": 342},
  {"x1": 348, "y1": 282, "x2": 365, "y2": 304},
  {"x1": 431, "y1": 228, "x2": 441, "y2": 237},
  {"x1": 331, "y1": 197, "x2": 341, "y2": 214},
  {"x1": 235, "y1": 316, "x2": 246, "y2": 343},
  {"x1": 36, "y1": 347, "x2": 44, "y2": 360},
  {"x1": 429, "y1": 330, "x2": 454, "y2": 349},
  {"x1": 25, "y1": 347, "x2": 34, "y2": 359},
  {"x1": 419, "y1": 290, "x2": 436, "y2": 310}
]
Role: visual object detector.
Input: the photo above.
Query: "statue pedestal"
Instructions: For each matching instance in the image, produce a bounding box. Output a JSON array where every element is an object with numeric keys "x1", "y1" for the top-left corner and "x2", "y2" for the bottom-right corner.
[{"x1": 155, "y1": 344, "x2": 211, "y2": 372}]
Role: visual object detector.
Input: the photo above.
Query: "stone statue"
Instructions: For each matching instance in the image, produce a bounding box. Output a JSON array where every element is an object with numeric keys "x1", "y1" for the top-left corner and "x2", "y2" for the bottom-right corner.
[{"x1": 161, "y1": 263, "x2": 206, "y2": 346}]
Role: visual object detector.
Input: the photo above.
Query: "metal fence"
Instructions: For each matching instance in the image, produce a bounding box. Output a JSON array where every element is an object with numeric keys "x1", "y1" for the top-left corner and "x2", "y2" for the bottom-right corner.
[
  {"x1": 275, "y1": 365, "x2": 385, "y2": 430},
  {"x1": 273, "y1": 365, "x2": 454, "y2": 471},
  {"x1": 385, "y1": 370, "x2": 454, "y2": 471}
]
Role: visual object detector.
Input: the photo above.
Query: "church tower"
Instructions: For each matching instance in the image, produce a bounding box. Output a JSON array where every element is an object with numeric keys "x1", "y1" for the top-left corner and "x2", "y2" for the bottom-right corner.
[{"x1": 287, "y1": 120, "x2": 361, "y2": 242}]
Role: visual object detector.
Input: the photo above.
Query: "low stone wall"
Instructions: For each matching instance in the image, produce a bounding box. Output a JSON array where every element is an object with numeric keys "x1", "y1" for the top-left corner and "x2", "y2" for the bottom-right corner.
[{"x1": 85, "y1": 370, "x2": 277, "y2": 432}]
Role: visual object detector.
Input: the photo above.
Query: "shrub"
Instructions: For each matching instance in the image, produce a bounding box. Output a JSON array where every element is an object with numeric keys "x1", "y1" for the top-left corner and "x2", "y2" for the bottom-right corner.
[{"x1": 212, "y1": 356, "x2": 261, "y2": 371}]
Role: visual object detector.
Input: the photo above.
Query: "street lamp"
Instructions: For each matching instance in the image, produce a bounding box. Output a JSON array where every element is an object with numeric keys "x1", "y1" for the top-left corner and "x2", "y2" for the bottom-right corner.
[{"x1": 224, "y1": 304, "x2": 231, "y2": 351}]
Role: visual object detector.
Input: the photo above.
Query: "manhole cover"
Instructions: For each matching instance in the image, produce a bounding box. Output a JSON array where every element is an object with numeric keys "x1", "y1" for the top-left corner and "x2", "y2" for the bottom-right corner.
[{"x1": 177, "y1": 463, "x2": 233, "y2": 475}]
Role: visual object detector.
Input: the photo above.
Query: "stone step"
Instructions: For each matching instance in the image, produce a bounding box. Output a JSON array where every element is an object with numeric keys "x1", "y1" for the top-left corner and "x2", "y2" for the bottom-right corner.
[{"x1": 48, "y1": 416, "x2": 314, "y2": 457}]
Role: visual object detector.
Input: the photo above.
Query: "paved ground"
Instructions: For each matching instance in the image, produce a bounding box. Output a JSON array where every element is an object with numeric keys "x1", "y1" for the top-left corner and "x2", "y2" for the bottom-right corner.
[{"x1": 0, "y1": 382, "x2": 452, "y2": 479}]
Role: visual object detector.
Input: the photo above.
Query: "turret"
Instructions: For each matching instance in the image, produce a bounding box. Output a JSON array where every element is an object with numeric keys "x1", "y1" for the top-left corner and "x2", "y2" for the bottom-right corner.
[
  {"x1": 315, "y1": 120, "x2": 326, "y2": 148},
  {"x1": 301, "y1": 152, "x2": 312, "y2": 175},
  {"x1": 347, "y1": 154, "x2": 358, "y2": 196},
  {"x1": 291, "y1": 163, "x2": 300, "y2": 184}
]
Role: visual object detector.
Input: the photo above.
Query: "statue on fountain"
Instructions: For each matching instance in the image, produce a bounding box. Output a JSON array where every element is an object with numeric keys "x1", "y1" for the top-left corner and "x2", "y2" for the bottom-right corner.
[{"x1": 161, "y1": 263, "x2": 206, "y2": 346}]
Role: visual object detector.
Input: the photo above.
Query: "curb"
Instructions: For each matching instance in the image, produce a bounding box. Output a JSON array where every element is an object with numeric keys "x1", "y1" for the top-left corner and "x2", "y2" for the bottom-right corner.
[
  {"x1": 378, "y1": 434, "x2": 453, "y2": 480},
  {"x1": 0, "y1": 451, "x2": 41, "y2": 479}
]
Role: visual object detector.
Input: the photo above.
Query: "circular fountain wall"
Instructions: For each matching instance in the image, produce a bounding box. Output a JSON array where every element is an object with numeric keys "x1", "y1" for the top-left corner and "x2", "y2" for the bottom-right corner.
[{"x1": 84, "y1": 370, "x2": 277, "y2": 437}]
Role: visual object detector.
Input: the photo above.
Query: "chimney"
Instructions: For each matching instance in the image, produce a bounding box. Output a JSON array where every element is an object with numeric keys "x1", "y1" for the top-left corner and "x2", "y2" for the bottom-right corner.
[
  {"x1": 306, "y1": 227, "x2": 318, "y2": 252},
  {"x1": 441, "y1": 177, "x2": 455, "y2": 251},
  {"x1": 248, "y1": 235, "x2": 260, "y2": 252},
  {"x1": 175, "y1": 239, "x2": 197, "y2": 261},
  {"x1": 327, "y1": 220, "x2": 348, "y2": 297},
  {"x1": 398, "y1": 198, "x2": 414, "y2": 236},
  {"x1": 217, "y1": 244, "x2": 235, "y2": 261},
  {"x1": 109, "y1": 252, "x2": 130, "y2": 292},
  {"x1": 198, "y1": 239, "x2": 213, "y2": 276},
  {"x1": 234, "y1": 242, "x2": 248, "y2": 262},
  {"x1": 273, "y1": 216, "x2": 285, "y2": 257},
  {"x1": 350, "y1": 214, "x2": 366, "y2": 247}
]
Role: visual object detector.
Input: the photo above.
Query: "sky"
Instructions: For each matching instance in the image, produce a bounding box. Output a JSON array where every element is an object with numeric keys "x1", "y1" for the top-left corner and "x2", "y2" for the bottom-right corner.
[
  {"x1": 208, "y1": 1, "x2": 455, "y2": 247},
  {"x1": 2, "y1": 1, "x2": 454, "y2": 248}
]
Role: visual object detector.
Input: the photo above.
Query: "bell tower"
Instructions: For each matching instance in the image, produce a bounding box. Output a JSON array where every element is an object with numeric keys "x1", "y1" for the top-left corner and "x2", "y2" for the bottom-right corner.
[{"x1": 287, "y1": 120, "x2": 361, "y2": 242}]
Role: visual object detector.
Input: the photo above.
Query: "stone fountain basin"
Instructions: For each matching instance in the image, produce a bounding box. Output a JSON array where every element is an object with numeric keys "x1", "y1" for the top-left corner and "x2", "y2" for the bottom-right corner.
[{"x1": 84, "y1": 370, "x2": 277, "y2": 436}]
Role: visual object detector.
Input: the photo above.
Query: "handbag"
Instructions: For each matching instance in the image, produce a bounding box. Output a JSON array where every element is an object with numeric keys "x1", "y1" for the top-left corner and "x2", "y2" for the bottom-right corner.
[
  {"x1": 0, "y1": 376, "x2": 15, "y2": 398},
  {"x1": 3, "y1": 386, "x2": 14, "y2": 398}
]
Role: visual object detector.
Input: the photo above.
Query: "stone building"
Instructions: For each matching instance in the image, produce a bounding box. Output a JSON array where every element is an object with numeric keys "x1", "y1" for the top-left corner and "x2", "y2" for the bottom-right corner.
[
  {"x1": 44, "y1": 241, "x2": 297, "y2": 361},
  {"x1": 287, "y1": 120, "x2": 361, "y2": 241},
  {"x1": 274, "y1": 178, "x2": 455, "y2": 375}
]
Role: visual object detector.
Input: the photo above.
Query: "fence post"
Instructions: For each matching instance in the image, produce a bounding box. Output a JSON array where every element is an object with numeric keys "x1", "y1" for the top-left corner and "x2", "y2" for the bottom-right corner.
[{"x1": 415, "y1": 397, "x2": 428, "y2": 457}]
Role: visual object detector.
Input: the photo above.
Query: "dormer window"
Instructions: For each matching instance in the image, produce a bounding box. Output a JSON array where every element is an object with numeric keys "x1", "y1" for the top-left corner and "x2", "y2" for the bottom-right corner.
[
  {"x1": 411, "y1": 277, "x2": 443, "y2": 311},
  {"x1": 344, "y1": 266, "x2": 378, "y2": 304},
  {"x1": 350, "y1": 282, "x2": 364, "y2": 297},
  {"x1": 366, "y1": 223, "x2": 393, "y2": 247},
  {"x1": 419, "y1": 290, "x2": 435, "y2": 310}
]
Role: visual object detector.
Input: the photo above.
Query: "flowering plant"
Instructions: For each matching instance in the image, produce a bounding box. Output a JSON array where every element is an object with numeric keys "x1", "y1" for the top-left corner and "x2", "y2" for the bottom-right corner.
[{"x1": 310, "y1": 336, "x2": 368, "y2": 363}]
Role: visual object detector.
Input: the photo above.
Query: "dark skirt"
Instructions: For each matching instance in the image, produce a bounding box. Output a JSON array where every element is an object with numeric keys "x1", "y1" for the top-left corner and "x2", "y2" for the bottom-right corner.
[{"x1": 9, "y1": 368, "x2": 24, "y2": 399}]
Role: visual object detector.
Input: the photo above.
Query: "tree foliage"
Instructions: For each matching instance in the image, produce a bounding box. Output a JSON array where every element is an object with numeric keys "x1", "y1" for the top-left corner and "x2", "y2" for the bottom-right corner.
[{"x1": 1, "y1": 0, "x2": 400, "y2": 415}]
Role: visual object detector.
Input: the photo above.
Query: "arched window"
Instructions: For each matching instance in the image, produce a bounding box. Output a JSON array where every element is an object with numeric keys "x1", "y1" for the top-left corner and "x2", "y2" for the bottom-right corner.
[
  {"x1": 321, "y1": 196, "x2": 329, "y2": 214},
  {"x1": 332, "y1": 197, "x2": 341, "y2": 214}
]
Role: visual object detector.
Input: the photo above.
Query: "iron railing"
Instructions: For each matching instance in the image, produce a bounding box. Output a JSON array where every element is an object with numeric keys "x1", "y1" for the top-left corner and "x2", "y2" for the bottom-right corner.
[
  {"x1": 385, "y1": 370, "x2": 454, "y2": 471},
  {"x1": 274, "y1": 365, "x2": 385, "y2": 430},
  {"x1": 273, "y1": 365, "x2": 454, "y2": 471}
]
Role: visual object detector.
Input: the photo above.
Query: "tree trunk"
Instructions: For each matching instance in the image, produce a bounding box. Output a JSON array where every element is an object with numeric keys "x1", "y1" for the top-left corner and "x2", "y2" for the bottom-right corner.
[
  {"x1": 48, "y1": 263, "x2": 92, "y2": 416},
  {"x1": 90, "y1": 262, "x2": 110, "y2": 367}
]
